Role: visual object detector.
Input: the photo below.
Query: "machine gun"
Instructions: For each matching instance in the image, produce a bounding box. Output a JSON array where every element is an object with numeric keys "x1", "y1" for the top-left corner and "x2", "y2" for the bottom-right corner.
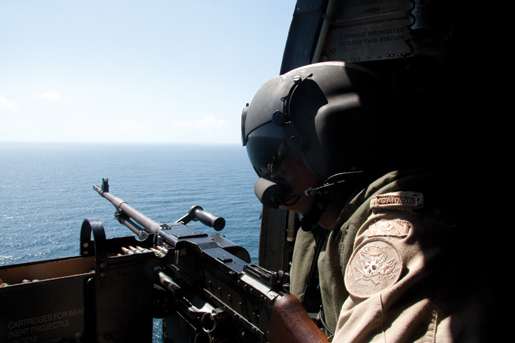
[{"x1": 92, "y1": 178, "x2": 326, "y2": 343}]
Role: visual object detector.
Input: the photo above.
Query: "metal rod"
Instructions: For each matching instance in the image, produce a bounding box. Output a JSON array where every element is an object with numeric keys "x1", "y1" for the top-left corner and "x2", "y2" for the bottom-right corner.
[{"x1": 93, "y1": 184, "x2": 177, "y2": 246}]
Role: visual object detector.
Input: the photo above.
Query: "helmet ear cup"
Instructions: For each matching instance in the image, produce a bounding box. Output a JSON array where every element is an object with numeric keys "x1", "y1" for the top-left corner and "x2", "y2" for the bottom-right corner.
[{"x1": 315, "y1": 93, "x2": 362, "y2": 173}]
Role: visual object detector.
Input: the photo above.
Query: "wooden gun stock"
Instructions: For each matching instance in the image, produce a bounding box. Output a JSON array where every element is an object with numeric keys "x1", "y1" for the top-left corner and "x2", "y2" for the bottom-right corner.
[{"x1": 269, "y1": 294, "x2": 329, "y2": 343}]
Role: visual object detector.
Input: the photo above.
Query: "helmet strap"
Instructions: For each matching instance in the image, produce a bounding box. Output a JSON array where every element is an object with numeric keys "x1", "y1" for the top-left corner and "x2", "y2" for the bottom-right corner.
[
  {"x1": 300, "y1": 200, "x2": 326, "y2": 231},
  {"x1": 300, "y1": 171, "x2": 367, "y2": 231},
  {"x1": 304, "y1": 171, "x2": 365, "y2": 198}
]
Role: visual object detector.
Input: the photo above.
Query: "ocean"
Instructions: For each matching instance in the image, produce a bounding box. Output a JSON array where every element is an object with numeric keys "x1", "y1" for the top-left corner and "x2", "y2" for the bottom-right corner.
[{"x1": 0, "y1": 143, "x2": 262, "y2": 341}]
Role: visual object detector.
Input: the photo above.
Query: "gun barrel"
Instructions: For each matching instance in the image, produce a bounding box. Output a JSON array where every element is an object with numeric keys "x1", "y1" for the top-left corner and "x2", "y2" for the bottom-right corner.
[{"x1": 93, "y1": 184, "x2": 178, "y2": 245}]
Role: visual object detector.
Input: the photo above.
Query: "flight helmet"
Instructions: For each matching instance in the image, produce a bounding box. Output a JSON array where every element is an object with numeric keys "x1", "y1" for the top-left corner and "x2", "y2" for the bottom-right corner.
[{"x1": 241, "y1": 61, "x2": 383, "y2": 208}]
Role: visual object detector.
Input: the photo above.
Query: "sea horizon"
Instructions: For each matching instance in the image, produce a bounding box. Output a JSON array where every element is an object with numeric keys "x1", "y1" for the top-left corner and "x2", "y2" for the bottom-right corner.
[{"x1": 0, "y1": 143, "x2": 261, "y2": 265}]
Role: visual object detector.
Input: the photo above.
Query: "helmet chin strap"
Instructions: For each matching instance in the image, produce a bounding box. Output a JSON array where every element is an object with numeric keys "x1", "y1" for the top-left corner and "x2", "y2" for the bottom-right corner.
[
  {"x1": 300, "y1": 171, "x2": 366, "y2": 231},
  {"x1": 299, "y1": 200, "x2": 327, "y2": 231}
]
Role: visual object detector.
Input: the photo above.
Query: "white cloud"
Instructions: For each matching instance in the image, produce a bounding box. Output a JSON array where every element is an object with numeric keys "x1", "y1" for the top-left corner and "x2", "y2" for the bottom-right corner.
[
  {"x1": 0, "y1": 111, "x2": 240, "y2": 144},
  {"x1": 0, "y1": 96, "x2": 18, "y2": 112},
  {"x1": 35, "y1": 90, "x2": 63, "y2": 102}
]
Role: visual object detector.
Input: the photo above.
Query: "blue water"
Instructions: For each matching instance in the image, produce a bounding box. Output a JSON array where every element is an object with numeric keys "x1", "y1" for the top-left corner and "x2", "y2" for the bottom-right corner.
[{"x1": 0, "y1": 143, "x2": 262, "y2": 341}]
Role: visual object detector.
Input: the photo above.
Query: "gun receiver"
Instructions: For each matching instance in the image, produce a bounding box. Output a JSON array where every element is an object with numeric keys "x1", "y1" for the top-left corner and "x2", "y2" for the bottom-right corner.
[{"x1": 93, "y1": 178, "x2": 327, "y2": 343}]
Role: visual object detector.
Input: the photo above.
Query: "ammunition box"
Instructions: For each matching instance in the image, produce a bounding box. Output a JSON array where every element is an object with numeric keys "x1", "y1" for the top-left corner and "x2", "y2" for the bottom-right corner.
[{"x1": 0, "y1": 219, "x2": 156, "y2": 343}]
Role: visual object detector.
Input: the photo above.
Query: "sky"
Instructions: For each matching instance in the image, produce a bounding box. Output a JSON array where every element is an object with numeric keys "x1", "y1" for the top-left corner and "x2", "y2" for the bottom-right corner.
[{"x1": 0, "y1": 1, "x2": 296, "y2": 144}]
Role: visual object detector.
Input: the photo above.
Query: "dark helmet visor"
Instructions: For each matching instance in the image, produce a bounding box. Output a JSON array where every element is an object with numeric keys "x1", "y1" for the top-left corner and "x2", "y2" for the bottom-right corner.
[{"x1": 244, "y1": 122, "x2": 289, "y2": 179}]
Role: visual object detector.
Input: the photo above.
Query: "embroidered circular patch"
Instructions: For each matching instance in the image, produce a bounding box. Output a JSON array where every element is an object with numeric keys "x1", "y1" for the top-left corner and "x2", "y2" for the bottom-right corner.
[{"x1": 344, "y1": 238, "x2": 403, "y2": 298}]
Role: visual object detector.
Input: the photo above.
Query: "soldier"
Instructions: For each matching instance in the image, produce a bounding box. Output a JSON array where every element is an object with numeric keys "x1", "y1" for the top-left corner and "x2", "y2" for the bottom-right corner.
[{"x1": 241, "y1": 60, "x2": 488, "y2": 341}]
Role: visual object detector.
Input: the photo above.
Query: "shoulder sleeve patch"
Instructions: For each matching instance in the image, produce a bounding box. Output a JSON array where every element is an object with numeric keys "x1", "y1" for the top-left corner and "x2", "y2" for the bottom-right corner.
[
  {"x1": 344, "y1": 238, "x2": 403, "y2": 298},
  {"x1": 370, "y1": 191, "x2": 424, "y2": 211},
  {"x1": 365, "y1": 219, "x2": 413, "y2": 238}
]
